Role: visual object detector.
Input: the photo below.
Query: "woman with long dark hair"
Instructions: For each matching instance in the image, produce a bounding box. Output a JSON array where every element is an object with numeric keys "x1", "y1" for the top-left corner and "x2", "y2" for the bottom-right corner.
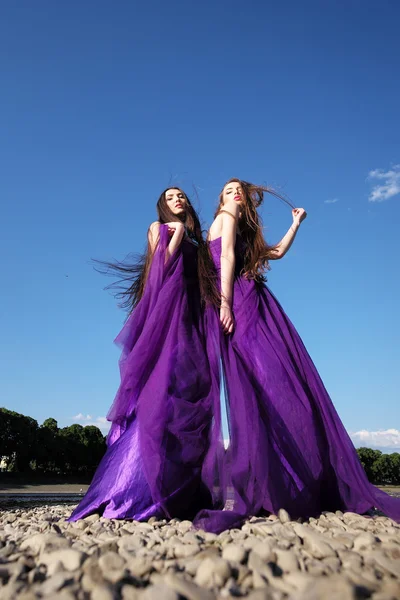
[
  {"x1": 195, "y1": 178, "x2": 400, "y2": 533},
  {"x1": 70, "y1": 187, "x2": 218, "y2": 522}
]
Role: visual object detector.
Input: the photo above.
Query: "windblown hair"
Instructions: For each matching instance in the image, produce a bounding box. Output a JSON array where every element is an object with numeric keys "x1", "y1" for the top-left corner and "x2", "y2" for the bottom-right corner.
[
  {"x1": 216, "y1": 178, "x2": 294, "y2": 282},
  {"x1": 98, "y1": 187, "x2": 220, "y2": 312}
]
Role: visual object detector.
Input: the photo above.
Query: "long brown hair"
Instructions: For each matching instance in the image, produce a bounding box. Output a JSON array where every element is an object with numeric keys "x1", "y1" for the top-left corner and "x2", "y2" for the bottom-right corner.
[
  {"x1": 216, "y1": 178, "x2": 294, "y2": 281},
  {"x1": 99, "y1": 187, "x2": 220, "y2": 311}
]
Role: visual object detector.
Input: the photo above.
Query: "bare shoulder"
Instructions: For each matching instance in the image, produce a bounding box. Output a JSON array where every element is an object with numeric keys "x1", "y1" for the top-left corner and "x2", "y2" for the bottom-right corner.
[
  {"x1": 148, "y1": 221, "x2": 161, "y2": 237},
  {"x1": 221, "y1": 200, "x2": 240, "y2": 219},
  {"x1": 148, "y1": 221, "x2": 161, "y2": 248},
  {"x1": 208, "y1": 202, "x2": 239, "y2": 241},
  {"x1": 149, "y1": 221, "x2": 160, "y2": 233}
]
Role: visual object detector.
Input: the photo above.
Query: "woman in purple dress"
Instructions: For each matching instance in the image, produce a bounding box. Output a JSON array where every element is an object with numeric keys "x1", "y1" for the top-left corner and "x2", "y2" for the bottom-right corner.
[
  {"x1": 69, "y1": 187, "x2": 218, "y2": 522},
  {"x1": 195, "y1": 177, "x2": 400, "y2": 533}
]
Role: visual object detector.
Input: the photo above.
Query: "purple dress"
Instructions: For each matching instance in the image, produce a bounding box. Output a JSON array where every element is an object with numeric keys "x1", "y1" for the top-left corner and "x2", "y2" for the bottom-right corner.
[
  {"x1": 194, "y1": 236, "x2": 400, "y2": 533},
  {"x1": 69, "y1": 225, "x2": 214, "y2": 522}
]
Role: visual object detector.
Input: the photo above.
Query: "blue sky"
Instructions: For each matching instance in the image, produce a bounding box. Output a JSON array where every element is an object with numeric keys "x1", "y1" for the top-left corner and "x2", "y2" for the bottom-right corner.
[{"x1": 1, "y1": 1, "x2": 399, "y2": 452}]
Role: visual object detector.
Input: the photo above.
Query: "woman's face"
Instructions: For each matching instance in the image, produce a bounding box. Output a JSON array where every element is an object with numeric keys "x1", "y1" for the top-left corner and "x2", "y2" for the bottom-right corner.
[
  {"x1": 165, "y1": 188, "x2": 187, "y2": 216},
  {"x1": 222, "y1": 181, "x2": 243, "y2": 206}
]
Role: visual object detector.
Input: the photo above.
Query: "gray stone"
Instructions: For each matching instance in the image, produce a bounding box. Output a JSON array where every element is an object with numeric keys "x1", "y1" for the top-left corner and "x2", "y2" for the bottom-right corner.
[
  {"x1": 39, "y1": 571, "x2": 75, "y2": 595},
  {"x1": 177, "y1": 520, "x2": 193, "y2": 534},
  {"x1": 173, "y1": 542, "x2": 200, "y2": 558},
  {"x1": 344, "y1": 568, "x2": 380, "y2": 593},
  {"x1": 98, "y1": 551, "x2": 126, "y2": 572},
  {"x1": 246, "y1": 591, "x2": 274, "y2": 600},
  {"x1": 195, "y1": 557, "x2": 231, "y2": 588},
  {"x1": 221, "y1": 544, "x2": 247, "y2": 563},
  {"x1": 165, "y1": 572, "x2": 218, "y2": 598},
  {"x1": 353, "y1": 531, "x2": 378, "y2": 551},
  {"x1": 363, "y1": 549, "x2": 400, "y2": 578},
  {"x1": 83, "y1": 514, "x2": 100, "y2": 523},
  {"x1": 15, "y1": 592, "x2": 38, "y2": 600},
  {"x1": 274, "y1": 548, "x2": 299, "y2": 572},
  {"x1": 321, "y1": 555, "x2": 341, "y2": 573},
  {"x1": 278, "y1": 508, "x2": 291, "y2": 524},
  {"x1": 372, "y1": 580, "x2": 400, "y2": 600},
  {"x1": 121, "y1": 585, "x2": 141, "y2": 600},
  {"x1": 20, "y1": 533, "x2": 70, "y2": 555},
  {"x1": 283, "y1": 571, "x2": 315, "y2": 592},
  {"x1": 251, "y1": 541, "x2": 276, "y2": 562},
  {"x1": 142, "y1": 584, "x2": 179, "y2": 600},
  {"x1": 117, "y1": 535, "x2": 144, "y2": 554},
  {"x1": 126, "y1": 556, "x2": 154, "y2": 578},
  {"x1": 292, "y1": 574, "x2": 356, "y2": 600},
  {"x1": 40, "y1": 548, "x2": 86, "y2": 573},
  {"x1": 293, "y1": 524, "x2": 336, "y2": 558},
  {"x1": 91, "y1": 584, "x2": 117, "y2": 600},
  {"x1": 56, "y1": 592, "x2": 77, "y2": 600}
]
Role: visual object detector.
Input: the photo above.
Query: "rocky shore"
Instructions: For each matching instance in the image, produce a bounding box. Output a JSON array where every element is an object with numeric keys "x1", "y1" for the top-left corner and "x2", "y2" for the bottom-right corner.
[{"x1": 0, "y1": 505, "x2": 399, "y2": 599}]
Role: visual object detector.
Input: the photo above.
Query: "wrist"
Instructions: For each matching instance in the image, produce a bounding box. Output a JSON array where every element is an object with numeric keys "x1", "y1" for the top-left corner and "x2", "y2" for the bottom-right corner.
[
  {"x1": 173, "y1": 224, "x2": 185, "y2": 236},
  {"x1": 291, "y1": 223, "x2": 299, "y2": 233},
  {"x1": 221, "y1": 300, "x2": 232, "y2": 309}
]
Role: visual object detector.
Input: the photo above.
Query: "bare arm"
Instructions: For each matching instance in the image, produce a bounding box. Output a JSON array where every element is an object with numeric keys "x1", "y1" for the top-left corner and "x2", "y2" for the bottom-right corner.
[
  {"x1": 220, "y1": 202, "x2": 239, "y2": 333},
  {"x1": 165, "y1": 221, "x2": 185, "y2": 261},
  {"x1": 269, "y1": 208, "x2": 307, "y2": 260},
  {"x1": 148, "y1": 222, "x2": 161, "y2": 253},
  {"x1": 147, "y1": 221, "x2": 185, "y2": 263}
]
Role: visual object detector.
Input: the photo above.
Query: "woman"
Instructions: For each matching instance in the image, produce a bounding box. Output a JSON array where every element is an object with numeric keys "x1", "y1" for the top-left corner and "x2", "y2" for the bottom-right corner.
[
  {"x1": 69, "y1": 187, "x2": 218, "y2": 522},
  {"x1": 195, "y1": 178, "x2": 400, "y2": 533}
]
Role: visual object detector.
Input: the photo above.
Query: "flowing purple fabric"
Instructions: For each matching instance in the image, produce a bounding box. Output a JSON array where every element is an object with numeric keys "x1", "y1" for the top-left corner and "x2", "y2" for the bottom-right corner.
[
  {"x1": 69, "y1": 225, "x2": 213, "y2": 522},
  {"x1": 194, "y1": 236, "x2": 400, "y2": 532}
]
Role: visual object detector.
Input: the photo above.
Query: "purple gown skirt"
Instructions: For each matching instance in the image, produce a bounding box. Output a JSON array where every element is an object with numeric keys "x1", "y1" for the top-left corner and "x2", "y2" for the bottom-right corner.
[
  {"x1": 194, "y1": 236, "x2": 400, "y2": 532},
  {"x1": 69, "y1": 225, "x2": 213, "y2": 522}
]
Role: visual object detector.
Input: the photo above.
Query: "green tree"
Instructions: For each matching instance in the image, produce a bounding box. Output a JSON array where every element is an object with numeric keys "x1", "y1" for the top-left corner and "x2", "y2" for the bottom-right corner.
[
  {"x1": 58, "y1": 424, "x2": 86, "y2": 473},
  {"x1": 372, "y1": 454, "x2": 396, "y2": 484},
  {"x1": 35, "y1": 418, "x2": 60, "y2": 472},
  {"x1": 42, "y1": 418, "x2": 59, "y2": 434},
  {"x1": 0, "y1": 408, "x2": 38, "y2": 472},
  {"x1": 389, "y1": 453, "x2": 400, "y2": 485},
  {"x1": 81, "y1": 425, "x2": 106, "y2": 470},
  {"x1": 356, "y1": 447, "x2": 382, "y2": 483}
]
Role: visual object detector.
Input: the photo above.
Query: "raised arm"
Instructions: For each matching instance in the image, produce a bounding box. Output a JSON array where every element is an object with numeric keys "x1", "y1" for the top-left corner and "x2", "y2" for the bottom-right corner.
[
  {"x1": 269, "y1": 208, "x2": 307, "y2": 260},
  {"x1": 220, "y1": 201, "x2": 239, "y2": 334},
  {"x1": 148, "y1": 221, "x2": 185, "y2": 263},
  {"x1": 165, "y1": 221, "x2": 185, "y2": 261}
]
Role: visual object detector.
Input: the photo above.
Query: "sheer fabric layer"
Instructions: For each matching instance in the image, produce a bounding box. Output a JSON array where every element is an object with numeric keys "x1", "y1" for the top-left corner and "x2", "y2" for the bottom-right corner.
[
  {"x1": 194, "y1": 236, "x2": 400, "y2": 532},
  {"x1": 69, "y1": 225, "x2": 213, "y2": 522}
]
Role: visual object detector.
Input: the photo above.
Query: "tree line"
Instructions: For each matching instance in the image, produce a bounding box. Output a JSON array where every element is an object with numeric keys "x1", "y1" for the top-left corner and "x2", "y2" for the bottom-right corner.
[
  {"x1": 0, "y1": 408, "x2": 106, "y2": 475},
  {"x1": 0, "y1": 407, "x2": 399, "y2": 485},
  {"x1": 356, "y1": 446, "x2": 400, "y2": 486}
]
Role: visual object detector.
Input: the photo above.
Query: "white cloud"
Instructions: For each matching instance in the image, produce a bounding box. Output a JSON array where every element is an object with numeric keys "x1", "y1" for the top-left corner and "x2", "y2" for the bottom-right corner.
[
  {"x1": 71, "y1": 414, "x2": 110, "y2": 434},
  {"x1": 73, "y1": 413, "x2": 93, "y2": 421},
  {"x1": 367, "y1": 164, "x2": 400, "y2": 202},
  {"x1": 350, "y1": 429, "x2": 400, "y2": 449},
  {"x1": 324, "y1": 198, "x2": 339, "y2": 204}
]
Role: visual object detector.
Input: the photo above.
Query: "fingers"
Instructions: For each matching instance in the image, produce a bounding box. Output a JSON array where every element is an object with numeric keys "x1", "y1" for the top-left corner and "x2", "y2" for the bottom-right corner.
[
  {"x1": 220, "y1": 313, "x2": 234, "y2": 334},
  {"x1": 292, "y1": 208, "x2": 307, "y2": 225}
]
